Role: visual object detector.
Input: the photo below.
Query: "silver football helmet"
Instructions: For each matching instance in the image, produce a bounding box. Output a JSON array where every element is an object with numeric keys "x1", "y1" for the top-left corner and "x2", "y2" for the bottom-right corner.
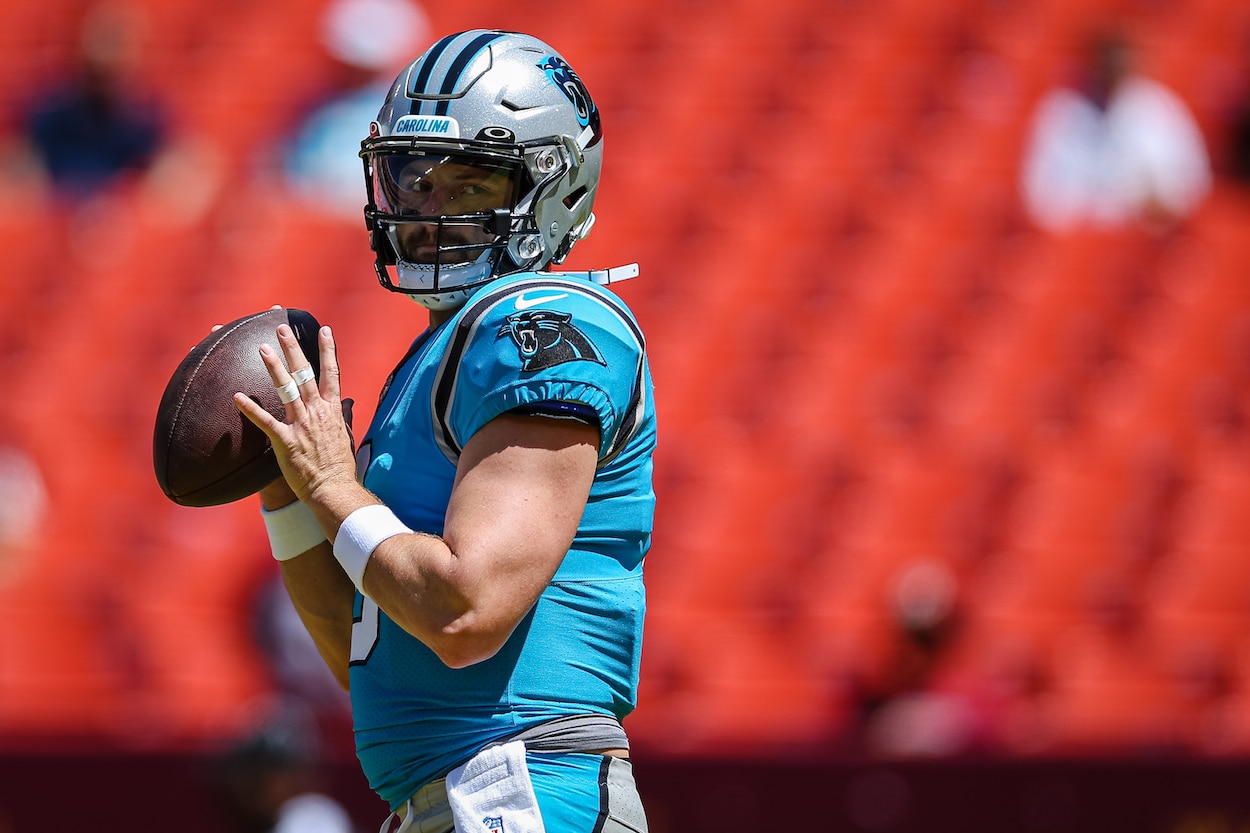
[{"x1": 361, "y1": 30, "x2": 603, "y2": 310}]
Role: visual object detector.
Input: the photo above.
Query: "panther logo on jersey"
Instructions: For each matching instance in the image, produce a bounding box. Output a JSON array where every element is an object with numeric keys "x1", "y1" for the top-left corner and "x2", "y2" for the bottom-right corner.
[{"x1": 498, "y1": 310, "x2": 606, "y2": 371}]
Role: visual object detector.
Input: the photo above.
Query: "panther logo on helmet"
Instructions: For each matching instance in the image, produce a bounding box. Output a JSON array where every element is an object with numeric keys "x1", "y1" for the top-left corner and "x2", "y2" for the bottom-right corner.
[{"x1": 538, "y1": 56, "x2": 596, "y2": 130}]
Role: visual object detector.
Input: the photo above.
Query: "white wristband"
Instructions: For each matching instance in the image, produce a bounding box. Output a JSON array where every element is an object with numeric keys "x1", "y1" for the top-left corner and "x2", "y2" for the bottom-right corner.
[
  {"x1": 261, "y1": 501, "x2": 327, "y2": 561},
  {"x1": 334, "y1": 504, "x2": 412, "y2": 591}
]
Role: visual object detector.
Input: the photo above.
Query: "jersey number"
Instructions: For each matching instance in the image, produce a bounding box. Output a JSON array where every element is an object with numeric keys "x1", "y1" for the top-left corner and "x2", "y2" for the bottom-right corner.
[{"x1": 350, "y1": 597, "x2": 380, "y2": 664}]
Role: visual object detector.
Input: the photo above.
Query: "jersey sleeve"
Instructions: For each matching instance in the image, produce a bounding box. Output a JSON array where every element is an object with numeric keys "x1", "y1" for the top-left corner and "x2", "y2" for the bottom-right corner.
[{"x1": 431, "y1": 274, "x2": 647, "y2": 465}]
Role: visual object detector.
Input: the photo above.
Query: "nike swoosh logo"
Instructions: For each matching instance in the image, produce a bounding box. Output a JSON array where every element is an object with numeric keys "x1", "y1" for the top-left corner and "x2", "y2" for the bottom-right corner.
[{"x1": 514, "y1": 292, "x2": 569, "y2": 310}]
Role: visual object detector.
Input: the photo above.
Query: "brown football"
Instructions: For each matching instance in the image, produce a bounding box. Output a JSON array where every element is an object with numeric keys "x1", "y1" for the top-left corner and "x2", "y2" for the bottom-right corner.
[{"x1": 153, "y1": 308, "x2": 320, "y2": 507}]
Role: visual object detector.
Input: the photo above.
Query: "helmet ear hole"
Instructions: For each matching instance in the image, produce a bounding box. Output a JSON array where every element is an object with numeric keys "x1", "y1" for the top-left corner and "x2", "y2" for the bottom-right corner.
[
  {"x1": 551, "y1": 213, "x2": 595, "y2": 264},
  {"x1": 563, "y1": 186, "x2": 588, "y2": 211}
]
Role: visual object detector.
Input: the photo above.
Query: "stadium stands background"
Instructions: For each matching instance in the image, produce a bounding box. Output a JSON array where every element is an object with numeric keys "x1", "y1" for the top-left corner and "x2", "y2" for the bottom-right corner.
[{"x1": 0, "y1": 0, "x2": 1248, "y2": 829}]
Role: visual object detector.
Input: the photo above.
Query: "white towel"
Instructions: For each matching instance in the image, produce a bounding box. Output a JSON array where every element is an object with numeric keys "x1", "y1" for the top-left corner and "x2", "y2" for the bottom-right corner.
[{"x1": 445, "y1": 740, "x2": 546, "y2": 833}]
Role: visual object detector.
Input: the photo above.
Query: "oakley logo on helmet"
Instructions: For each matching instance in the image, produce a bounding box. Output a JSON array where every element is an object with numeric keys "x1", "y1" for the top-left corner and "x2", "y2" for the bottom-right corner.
[
  {"x1": 477, "y1": 126, "x2": 515, "y2": 142},
  {"x1": 538, "y1": 56, "x2": 594, "y2": 128},
  {"x1": 393, "y1": 115, "x2": 460, "y2": 137}
]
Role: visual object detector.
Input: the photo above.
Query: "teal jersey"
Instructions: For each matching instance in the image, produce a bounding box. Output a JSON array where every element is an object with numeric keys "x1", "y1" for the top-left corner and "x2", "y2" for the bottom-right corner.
[{"x1": 347, "y1": 272, "x2": 656, "y2": 810}]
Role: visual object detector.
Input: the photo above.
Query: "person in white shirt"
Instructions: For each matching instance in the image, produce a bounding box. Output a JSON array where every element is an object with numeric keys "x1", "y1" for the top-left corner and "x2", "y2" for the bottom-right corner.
[{"x1": 1021, "y1": 29, "x2": 1212, "y2": 233}]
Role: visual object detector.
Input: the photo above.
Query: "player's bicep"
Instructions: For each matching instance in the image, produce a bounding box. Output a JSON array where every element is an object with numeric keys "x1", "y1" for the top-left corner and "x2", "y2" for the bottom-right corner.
[{"x1": 443, "y1": 412, "x2": 598, "y2": 613}]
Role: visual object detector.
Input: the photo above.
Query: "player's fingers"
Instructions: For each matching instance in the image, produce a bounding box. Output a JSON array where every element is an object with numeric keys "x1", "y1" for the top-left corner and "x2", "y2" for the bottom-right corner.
[
  {"x1": 317, "y1": 326, "x2": 341, "y2": 402},
  {"x1": 274, "y1": 325, "x2": 318, "y2": 396},
  {"x1": 257, "y1": 341, "x2": 306, "y2": 415},
  {"x1": 233, "y1": 391, "x2": 286, "y2": 436}
]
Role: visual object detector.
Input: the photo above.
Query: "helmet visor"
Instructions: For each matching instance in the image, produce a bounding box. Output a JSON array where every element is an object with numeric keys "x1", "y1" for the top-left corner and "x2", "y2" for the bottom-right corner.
[{"x1": 370, "y1": 151, "x2": 521, "y2": 266}]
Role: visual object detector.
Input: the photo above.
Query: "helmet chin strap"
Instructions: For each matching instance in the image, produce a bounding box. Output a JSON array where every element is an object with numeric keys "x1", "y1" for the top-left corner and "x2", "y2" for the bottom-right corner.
[
  {"x1": 406, "y1": 289, "x2": 473, "y2": 311},
  {"x1": 399, "y1": 262, "x2": 641, "y2": 312},
  {"x1": 394, "y1": 258, "x2": 492, "y2": 307},
  {"x1": 557, "y1": 263, "x2": 640, "y2": 286}
]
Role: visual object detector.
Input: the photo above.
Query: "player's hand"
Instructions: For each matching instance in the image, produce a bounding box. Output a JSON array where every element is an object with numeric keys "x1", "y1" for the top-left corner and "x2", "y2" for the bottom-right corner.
[
  {"x1": 255, "y1": 397, "x2": 352, "y2": 509},
  {"x1": 213, "y1": 306, "x2": 322, "y2": 508},
  {"x1": 233, "y1": 323, "x2": 357, "y2": 505}
]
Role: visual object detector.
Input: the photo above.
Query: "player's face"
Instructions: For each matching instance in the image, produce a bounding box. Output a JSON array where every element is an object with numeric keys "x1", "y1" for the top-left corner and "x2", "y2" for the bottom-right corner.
[{"x1": 373, "y1": 153, "x2": 518, "y2": 265}]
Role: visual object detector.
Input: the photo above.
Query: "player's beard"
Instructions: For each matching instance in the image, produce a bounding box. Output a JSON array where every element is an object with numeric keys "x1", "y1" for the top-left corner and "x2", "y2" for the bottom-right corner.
[{"x1": 394, "y1": 219, "x2": 497, "y2": 266}]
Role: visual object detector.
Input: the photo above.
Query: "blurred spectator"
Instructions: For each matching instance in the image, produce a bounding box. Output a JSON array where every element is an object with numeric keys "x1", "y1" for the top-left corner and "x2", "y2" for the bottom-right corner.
[
  {"x1": 279, "y1": 0, "x2": 430, "y2": 219},
  {"x1": 211, "y1": 697, "x2": 355, "y2": 833},
  {"x1": 0, "y1": 442, "x2": 47, "y2": 586},
  {"x1": 854, "y1": 559, "x2": 997, "y2": 758},
  {"x1": 1212, "y1": 18, "x2": 1250, "y2": 185},
  {"x1": 1224, "y1": 97, "x2": 1250, "y2": 185},
  {"x1": 17, "y1": 2, "x2": 166, "y2": 197},
  {"x1": 3, "y1": 1, "x2": 225, "y2": 232},
  {"x1": 1020, "y1": 27, "x2": 1212, "y2": 234},
  {"x1": 1220, "y1": 54, "x2": 1250, "y2": 185}
]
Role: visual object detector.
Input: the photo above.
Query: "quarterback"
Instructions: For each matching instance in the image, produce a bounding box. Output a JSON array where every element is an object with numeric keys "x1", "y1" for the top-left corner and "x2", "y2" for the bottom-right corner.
[{"x1": 235, "y1": 30, "x2": 656, "y2": 833}]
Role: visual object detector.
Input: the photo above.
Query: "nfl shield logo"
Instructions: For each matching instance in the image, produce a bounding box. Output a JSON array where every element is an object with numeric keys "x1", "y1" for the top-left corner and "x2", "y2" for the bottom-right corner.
[{"x1": 483, "y1": 817, "x2": 505, "y2": 833}]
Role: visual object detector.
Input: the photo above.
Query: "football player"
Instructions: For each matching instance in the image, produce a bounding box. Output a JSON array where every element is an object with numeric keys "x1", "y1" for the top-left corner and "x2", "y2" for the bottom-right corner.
[{"x1": 235, "y1": 30, "x2": 655, "y2": 833}]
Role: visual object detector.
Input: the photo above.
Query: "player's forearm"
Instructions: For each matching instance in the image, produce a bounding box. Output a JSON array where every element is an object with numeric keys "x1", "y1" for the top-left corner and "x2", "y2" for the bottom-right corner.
[
  {"x1": 257, "y1": 484, "x2": 353, "y2": 687},
  {"x1": 359, "y1": 532, "x2": 514, "y2": 669},
  {"x1": 299, "y1": 463, "x2": 554, "y2": 669},
  {"x1": 280, "y1": 543, "x2": 355, "y2": 689},
  {"x1": 297, "y1": 480, "x2": 497, "y2": 667}
]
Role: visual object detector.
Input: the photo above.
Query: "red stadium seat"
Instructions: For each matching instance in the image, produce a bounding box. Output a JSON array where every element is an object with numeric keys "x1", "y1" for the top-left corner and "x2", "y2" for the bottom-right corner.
[{"x1": 0, "y1": 0, "x2": 1247, "y2": 758}]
